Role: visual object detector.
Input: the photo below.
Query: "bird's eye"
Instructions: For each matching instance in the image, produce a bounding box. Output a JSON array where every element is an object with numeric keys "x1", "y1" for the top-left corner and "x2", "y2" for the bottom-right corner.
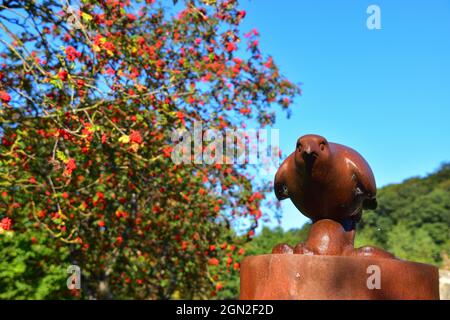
[
  {"x1": 296, "y1": 141, "x2": 302, "y2": 151},
  {"x1": 319, "y1": 141, "x2": 326, "y2": 151}
]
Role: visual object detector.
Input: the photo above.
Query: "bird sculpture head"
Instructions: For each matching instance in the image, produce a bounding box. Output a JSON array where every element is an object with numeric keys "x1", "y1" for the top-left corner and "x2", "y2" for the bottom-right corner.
[
  {"x1": 294, "y1": 134, "x2": 331, "y2": 173},
  {"x1": 274, "y1": 134, "x2": 332, "y2": 201}
]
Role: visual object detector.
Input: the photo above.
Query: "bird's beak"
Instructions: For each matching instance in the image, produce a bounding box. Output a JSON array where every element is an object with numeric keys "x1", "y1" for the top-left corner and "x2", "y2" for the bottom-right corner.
[{"x1": 302, "y1": 149, "x2": 318, "y2": 163}]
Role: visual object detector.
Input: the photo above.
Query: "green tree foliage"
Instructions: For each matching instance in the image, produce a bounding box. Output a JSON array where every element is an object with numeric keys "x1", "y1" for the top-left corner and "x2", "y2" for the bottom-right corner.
[
  {"x1": 0, "y1": 231, "x2": 70, "y2": 299},
  {"x1": 386, "y1": 222, "x2": 441, "y2": 265},
  {"x1": 244, "y1": 225, "x2": 310, "y2": 256}
]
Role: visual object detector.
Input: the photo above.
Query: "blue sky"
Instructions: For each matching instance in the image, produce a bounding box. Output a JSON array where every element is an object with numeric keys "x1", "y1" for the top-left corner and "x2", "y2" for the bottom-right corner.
[{"x1": 239, "y1": 0, "x2": 450, "y2": 230}]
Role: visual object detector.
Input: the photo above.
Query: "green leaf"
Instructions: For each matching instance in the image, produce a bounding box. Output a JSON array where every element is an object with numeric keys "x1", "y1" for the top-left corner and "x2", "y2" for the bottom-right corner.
[
  {"x1": 118, "y1": 135, "x2": 130, "y2": 144},
  {"x1": 56, "y1": 150, "x2": 67, "y2": 162},
  {"x1": 81, "y1": 12, "x2": 93, "y2": 23}
]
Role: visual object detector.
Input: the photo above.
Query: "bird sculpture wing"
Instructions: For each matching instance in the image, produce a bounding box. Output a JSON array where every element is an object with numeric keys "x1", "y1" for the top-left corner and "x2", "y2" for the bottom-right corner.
[
  {"x1": 274, "y1": 153, "x2": 294, "y2": 201},
  {"x1": 337, "y1": 144, "x2": 377, "y2": 210}
]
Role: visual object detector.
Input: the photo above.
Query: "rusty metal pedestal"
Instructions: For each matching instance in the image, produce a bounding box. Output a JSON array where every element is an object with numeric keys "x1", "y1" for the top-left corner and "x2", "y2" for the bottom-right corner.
[{"x1": 240, "y1": 254, "x2": 440, "y2": 300}]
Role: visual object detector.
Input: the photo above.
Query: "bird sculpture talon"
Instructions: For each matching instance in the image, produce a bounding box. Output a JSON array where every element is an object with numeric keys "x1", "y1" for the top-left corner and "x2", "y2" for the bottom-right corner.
[
  {"x1": 272, "y1": 243, "x2": 293, "y2": 254},
  {"x1": 272, "y1": 219, "x2": 395, "y2": 258},
  {"x1": 292, "y1": 243, "x2": 306, "y2": 254},
  {"x1": 353, "y1": 246, "x2": 396, "y2": 259}
]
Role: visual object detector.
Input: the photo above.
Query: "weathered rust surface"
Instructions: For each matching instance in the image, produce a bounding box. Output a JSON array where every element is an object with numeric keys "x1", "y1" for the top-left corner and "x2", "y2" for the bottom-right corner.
[
  {"x1": 240, "y1": 254, "x2": 440, "y2": 300},
  {"x1": 242, "y1": 134, "x2": 441, "y2": 300}
]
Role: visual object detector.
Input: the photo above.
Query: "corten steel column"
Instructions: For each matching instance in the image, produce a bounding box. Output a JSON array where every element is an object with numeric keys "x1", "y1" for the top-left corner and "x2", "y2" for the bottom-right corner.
[{"x1": 240, "y1": 254, "x2": 440, "y2": 300}]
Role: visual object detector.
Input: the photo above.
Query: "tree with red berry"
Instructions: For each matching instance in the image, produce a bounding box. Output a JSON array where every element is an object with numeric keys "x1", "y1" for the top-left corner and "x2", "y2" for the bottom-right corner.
[{"x1": 0, "y1": 0, "x2": 300, "y2": 299}]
